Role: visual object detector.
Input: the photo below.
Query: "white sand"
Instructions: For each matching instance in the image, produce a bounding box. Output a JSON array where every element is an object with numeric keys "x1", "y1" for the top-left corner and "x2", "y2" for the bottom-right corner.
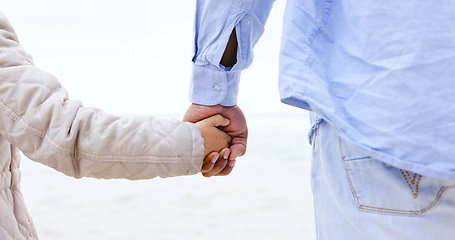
[
  {"x1": 5, "y1": 0, "x2": 317, "y2": 238},
  {"x1": 21, "y1": 160, "x2": 315, "y2": 240},
  {"x1": 20, "y1": 114, "x2": 316, "y2": 240}
]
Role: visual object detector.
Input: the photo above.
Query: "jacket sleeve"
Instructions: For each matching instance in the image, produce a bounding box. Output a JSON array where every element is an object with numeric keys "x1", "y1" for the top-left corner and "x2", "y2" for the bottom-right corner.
[
  {"x1": 189, "y1": 0, "x2": 275, "y2": 106},
  {"x1": 0, "y1": 13, "x2": 204, "y2": 180}
]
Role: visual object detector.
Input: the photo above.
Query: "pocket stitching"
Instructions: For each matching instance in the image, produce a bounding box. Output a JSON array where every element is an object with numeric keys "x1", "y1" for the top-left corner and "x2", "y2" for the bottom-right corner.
[
  {"x1": 339, "y1": 137, "x2": 455, "y2": 215},
  {"x1": 343, "y1": 162, "x2": 455, "y2": 215}
]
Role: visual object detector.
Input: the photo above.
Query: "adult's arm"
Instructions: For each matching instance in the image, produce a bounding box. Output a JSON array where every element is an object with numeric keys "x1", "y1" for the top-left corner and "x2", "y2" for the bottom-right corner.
[{"x1": 184, "y1": 0, "x2": 275, "y2": 176}]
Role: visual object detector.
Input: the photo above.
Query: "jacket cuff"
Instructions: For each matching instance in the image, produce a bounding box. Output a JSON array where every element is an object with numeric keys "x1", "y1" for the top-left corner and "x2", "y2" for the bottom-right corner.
[
  {"x1": 186, "y1": 122, "x2": 205, "y2": 174},
  {"x1": 189, "y1": 65, "x2": 240, "y2": 107}
]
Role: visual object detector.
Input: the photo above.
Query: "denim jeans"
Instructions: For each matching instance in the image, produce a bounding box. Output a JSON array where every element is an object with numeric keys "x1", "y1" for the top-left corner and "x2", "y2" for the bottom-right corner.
[{"x1": 311, "y1": 120, "x2": 455, "y2": 240}]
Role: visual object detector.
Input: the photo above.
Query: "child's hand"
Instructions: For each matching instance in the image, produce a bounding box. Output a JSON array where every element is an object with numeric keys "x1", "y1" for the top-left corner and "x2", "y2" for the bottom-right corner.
[{"x1": 196, "y1": 114, "x2": 232, "y2": 157}]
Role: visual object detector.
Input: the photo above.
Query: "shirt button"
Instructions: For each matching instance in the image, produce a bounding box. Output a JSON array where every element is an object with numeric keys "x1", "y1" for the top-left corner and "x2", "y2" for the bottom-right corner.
[{"x1": 212, "y1": 83, "x2": 222, "y2": 92}]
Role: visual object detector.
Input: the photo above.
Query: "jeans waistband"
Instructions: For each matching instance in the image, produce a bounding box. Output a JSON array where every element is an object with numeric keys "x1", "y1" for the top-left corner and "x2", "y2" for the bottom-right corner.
[{"x1": 308, "y1": 112, "x2": 323, "y2": 145}]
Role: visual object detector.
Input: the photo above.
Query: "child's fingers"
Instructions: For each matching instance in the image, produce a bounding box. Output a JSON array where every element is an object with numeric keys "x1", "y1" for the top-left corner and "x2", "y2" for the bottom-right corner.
[{"x1": 201, "y1": 152, "x2": 219, "y2": 173}]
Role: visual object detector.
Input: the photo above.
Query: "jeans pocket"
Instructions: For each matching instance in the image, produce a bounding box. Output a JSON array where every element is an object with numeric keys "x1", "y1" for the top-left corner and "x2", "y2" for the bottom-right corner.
[{"x1": 340, "y1": 137, "x2": 455, "y2": 215}]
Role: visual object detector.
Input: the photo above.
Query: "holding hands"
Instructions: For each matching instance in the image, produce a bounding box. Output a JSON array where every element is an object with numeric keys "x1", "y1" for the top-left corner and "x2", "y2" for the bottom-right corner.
[
  {"x1": 188, "y1": 104, "x2": 248, "y2": 177},
  {"x1": 195, "y1": 114, "x2": 231, "y2": 160}
]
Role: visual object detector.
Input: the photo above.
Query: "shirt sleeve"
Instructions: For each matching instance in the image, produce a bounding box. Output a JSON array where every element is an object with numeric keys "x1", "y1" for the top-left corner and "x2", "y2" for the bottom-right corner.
[{"x1": 189, "y1": 0, "x2": 275, "y2": 106}]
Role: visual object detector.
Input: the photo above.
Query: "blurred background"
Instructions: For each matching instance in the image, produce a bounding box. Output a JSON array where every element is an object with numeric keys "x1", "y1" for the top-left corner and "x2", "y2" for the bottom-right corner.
[
  {"x1": 3, "y1": 0, "x2": 300, "y2": 115},
  {"x1": 2, "y1": 1, "x2": 315, "y2": 239}
]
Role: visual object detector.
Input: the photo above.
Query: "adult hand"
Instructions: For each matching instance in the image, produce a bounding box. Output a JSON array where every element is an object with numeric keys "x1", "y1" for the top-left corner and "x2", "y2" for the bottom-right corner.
[
  {"x1": 184, "y1": 104, "x2": 248, "y2": 176},
  {"x1": 200, "y1": 148, "x2": 231, "y2": 177}
]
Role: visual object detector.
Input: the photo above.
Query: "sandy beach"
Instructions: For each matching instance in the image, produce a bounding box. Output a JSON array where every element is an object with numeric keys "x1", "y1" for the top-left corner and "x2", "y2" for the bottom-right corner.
[
  {"x1": 4, "y1": 1, "x2": 317, "y2": 239},
  {"x1": 20, "y1": 114, "x2": 316, "y2": 240},
  {"x1": 21, "y1": 160, "x2": 315, "y2": 240}
]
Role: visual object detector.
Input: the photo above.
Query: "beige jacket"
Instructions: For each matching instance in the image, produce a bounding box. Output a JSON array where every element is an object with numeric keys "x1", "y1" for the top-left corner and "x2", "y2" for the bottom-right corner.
[{"x1": 0, "y1": 12, "x2": 204, "y2": 240}]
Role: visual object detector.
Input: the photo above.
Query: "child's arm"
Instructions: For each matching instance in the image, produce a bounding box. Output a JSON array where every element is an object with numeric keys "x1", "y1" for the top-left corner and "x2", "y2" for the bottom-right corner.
[{"x1": 0, "y1": 13, "x2": 204, "y2": 180}]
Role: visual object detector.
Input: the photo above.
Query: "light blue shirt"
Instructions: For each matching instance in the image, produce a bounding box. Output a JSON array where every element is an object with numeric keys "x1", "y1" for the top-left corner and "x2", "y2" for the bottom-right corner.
[{"x1": 189, "y1": 0, "x2": 455, "y2": 181}]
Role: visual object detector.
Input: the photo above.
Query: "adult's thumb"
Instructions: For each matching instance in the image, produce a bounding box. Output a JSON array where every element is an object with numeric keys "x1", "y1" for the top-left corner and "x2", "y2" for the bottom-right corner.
[{"x1": 208, "y1": 114, "x2": 230, "y2": 127}]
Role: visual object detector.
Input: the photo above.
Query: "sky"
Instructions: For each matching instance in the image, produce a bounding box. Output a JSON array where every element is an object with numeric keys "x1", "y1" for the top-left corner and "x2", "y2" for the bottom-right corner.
[{"x1": 2, "y1": 0, "x2": 302, "y2": 115}]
